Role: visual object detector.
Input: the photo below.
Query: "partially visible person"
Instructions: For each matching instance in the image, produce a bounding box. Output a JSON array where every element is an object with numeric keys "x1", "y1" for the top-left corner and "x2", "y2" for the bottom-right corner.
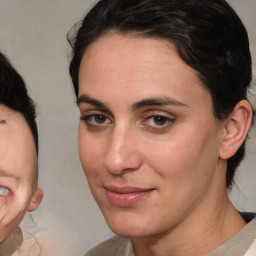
[
  {"x1": 0, "y1": 52, "x2": 43, "y2": 255},
  {"x1": 68, "y1": 0, "x2": 255, "y2": 255}
]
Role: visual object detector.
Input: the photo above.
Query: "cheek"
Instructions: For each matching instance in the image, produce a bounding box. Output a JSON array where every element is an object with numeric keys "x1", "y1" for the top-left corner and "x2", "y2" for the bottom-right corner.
[
  {"x1": 0, "y1": 194, "x2": 29, "y2": 228},
  {"x1": 0, "y1": 197, "x2": 9, "y2": 222},
  {"x1": 145, "y1": 127, "x2": 219, "y2": 185},
  {"x1": 143, "y1": 138, "x2": 218, "y2": 218},
  {"x1": 78, "y1": 127, "x2": 104, "y2": 179},
  {"x1": 145, "y1": 138, "x2": 195, "y2": 176}
]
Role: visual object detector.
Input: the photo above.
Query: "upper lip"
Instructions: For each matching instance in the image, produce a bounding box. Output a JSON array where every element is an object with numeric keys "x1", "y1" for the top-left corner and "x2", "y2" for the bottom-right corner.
[{"x1": 104, "y1": 185, "x2": 155, "y2": 194}]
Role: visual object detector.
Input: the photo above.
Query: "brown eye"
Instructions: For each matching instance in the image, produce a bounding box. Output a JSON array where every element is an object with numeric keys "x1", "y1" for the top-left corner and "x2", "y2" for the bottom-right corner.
[
  {"x1": 153, "y1": 116, "x2": 169, "y2": 126},
  {"x1": 94, "y1": 115, "x2": 107, "y2": 124},
  {"x1": 80, "y1": 113, "x2": 111, "y2": 126},
  {"x1": 142, "y1": 114, "x2": 175, "y2": 131}
]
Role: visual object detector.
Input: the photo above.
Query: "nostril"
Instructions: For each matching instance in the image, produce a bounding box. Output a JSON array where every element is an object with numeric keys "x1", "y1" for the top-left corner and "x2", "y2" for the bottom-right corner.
[
  {"x1": 103, "y1": 128, "x2": 142, "y2": 175},
  {"x1": 103, "y1": 146, "x2": 142, "y2": 175}
]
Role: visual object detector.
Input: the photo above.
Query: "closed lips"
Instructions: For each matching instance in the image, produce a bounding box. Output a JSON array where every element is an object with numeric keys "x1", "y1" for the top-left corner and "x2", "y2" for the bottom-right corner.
[
  {"x1": 104, "y1": 186, "x2": 155, "y2": 207},
  {"x1": 105, "y1": 185, "x2": 155, "y2": 193}
]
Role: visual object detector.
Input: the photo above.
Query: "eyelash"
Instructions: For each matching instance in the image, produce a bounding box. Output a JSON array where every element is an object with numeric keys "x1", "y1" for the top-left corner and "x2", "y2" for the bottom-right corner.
[
  {"x1": 80, "y1": 112, "x2": 176, "y2": 131},
  {"x1": 143, "y1": 115, "x2": 175, "y2": 129},
  {"x1": 80, "y1": 114, "x2": 112, "y2": 128}
]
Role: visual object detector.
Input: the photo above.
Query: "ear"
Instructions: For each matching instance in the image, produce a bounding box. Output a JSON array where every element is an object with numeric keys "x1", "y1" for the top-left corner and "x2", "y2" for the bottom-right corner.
[
  {"x1": 219, "y1": 100, "x2": 252, "y2": 160},
  {"x1": 27, "y1": 188, "x2": 43, "y2": 212}
]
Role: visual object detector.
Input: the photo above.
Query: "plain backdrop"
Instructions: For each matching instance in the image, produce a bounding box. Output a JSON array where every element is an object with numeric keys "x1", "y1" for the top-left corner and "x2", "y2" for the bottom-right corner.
[{"x1": 0, "y1": 0, "x2": 255, "y2": 255}]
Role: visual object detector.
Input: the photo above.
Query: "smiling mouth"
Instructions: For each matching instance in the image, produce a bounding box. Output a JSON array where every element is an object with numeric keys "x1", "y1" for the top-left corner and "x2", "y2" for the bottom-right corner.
[{"x1": 104, "y1": 186, "x2": 155, "y2": 207}]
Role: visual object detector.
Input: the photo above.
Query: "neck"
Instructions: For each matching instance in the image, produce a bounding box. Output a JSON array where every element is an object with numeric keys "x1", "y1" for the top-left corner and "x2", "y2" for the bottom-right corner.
[
  {"x1": 133, "y1": 163, "x2": 245, "y2": 256},
  {"x1": 133, "y1": 202, "x2": 245, "y2": 256}
]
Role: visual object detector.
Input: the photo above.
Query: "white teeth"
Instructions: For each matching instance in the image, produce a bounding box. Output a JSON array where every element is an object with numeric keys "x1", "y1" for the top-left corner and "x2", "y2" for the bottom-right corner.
[{"x1": 0, "y1": 187, "x2": 11, "y2": 196}]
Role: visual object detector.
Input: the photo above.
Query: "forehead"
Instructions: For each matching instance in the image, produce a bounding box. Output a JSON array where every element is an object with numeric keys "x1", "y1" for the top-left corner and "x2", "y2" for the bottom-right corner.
[
  {"x1": 0, "y1": 105, "x2": 37, "y2": 171},
  {"x1": 79, "y1": 33, "x2": 212, "y2": 110},
  {"x1": 80, "y1": 33, "x2": 188, "y2": 79}
]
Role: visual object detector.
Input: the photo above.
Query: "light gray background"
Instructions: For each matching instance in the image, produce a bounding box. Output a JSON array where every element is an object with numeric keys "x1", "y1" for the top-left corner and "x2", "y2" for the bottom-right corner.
[{"x1": 0, "y1": 1, "x2": 255, "y2": 255}]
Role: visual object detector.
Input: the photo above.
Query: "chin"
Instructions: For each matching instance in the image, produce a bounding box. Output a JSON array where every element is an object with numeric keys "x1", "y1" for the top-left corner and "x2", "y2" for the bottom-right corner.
[
  {"x1": 110, "y1": 226, "x2": 147, "y2": 238},
  {"x1": 103, "y1": 210, "x2": 154, "y2": 238}
]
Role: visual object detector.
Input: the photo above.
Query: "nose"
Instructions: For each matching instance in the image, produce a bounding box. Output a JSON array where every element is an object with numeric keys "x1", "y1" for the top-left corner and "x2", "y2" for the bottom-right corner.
[{"x1": 103, "y1": 126, "x2": 142, "y2": 175}]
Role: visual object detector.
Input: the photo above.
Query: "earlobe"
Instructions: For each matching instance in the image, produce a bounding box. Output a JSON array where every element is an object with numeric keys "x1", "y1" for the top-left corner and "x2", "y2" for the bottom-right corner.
[
  {"x1": 27, "y1": 188, "x2": 43, "y2": 212},
  {"x1": 219, "y1": 100, "x2": 252, "y2": 160}
]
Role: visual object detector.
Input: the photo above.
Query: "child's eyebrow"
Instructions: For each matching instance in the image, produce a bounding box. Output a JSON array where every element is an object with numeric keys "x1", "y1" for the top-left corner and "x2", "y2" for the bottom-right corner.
[{"x1": 0, "y1": 169, "x2": 19, "y2": 180}]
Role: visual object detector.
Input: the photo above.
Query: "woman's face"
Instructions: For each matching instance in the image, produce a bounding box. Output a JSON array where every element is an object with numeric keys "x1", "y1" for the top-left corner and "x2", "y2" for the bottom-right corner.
[
  {"x1": 0, "y1": 106, "x2": 40, "y2": 241},
  {"x1": 78, "y1": 33, "x2": 226, "y2": 238}
]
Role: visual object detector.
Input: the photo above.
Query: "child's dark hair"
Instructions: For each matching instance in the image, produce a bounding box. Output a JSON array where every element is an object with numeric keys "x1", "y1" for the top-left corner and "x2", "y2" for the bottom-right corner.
[{"x1": 0, "y1": 52, "x2": 38, "y2": 152}]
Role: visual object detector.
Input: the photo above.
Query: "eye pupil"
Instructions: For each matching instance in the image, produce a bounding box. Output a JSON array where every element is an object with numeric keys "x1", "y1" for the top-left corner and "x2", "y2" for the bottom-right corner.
[
  {"x1": 153, "y1": 116, "x2": 166, "y2": 126},
  {"x1": 95, "y1": 115, "x2": 106, "y2": 123}
]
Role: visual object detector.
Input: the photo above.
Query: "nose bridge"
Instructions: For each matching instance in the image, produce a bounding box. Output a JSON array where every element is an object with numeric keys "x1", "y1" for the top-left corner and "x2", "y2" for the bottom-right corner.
[{"x1": 103, "y1": 122, "x2": 141, "y2": 175}]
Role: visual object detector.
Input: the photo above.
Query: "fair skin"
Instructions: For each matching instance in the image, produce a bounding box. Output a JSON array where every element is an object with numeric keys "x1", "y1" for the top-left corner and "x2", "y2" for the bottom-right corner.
[
  {"x1": 78, "y1": 33, "x2": 252, "y2": 256},
  {"x1": 0, "y1": 105, "x2": 43, "y2": 242}
]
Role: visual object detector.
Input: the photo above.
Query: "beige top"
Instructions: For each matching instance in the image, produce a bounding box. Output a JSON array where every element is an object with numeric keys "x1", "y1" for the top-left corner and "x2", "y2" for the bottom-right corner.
[
  {"x1": 85, "y1": 218, "x2": 256, "y2": 256},
  {"x1": 0, "y1": 227, "x2": 23, "y2": 256}
]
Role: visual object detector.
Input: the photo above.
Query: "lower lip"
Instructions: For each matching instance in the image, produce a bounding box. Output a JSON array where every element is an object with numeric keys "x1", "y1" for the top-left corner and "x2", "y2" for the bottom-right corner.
[{"x1": 105, "y1": 189, "x2": 154, "y2": 207}]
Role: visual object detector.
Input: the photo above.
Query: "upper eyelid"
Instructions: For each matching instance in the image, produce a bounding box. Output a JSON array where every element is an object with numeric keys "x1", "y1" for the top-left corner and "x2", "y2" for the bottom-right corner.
[
  {"x1": 144, "y1": 115, "x2": 176, "y2": 125},
  {"x1": 142, "y1": 109, "x2": 177, "y2": 119},
  {"x1": 79, "y1": 106, "x2": 113, "y2": 117},
  {"x1": 146, "y1": 115, "x2": 175, "y2": 121}
]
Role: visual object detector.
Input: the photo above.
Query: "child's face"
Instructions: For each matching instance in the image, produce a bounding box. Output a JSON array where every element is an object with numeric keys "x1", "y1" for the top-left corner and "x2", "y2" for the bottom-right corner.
[{"x1": 0, "y1": 105, "x2": 42, "y2": 242}]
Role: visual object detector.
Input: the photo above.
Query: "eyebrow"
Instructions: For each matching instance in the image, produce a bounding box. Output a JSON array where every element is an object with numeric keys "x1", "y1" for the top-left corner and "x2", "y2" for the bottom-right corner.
[
  {"x1": 132, "y1": 97, "x2": 188, "y2": 109},
  {"x1": 0, "y1": 169, "x2": 19, "y2": 180},
  {"x1": 77, "y1": 94, "x2": 188, "y2": 110},
  {"x1": 77, "y1": 94, "x2": 107, "y2": 108}
]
